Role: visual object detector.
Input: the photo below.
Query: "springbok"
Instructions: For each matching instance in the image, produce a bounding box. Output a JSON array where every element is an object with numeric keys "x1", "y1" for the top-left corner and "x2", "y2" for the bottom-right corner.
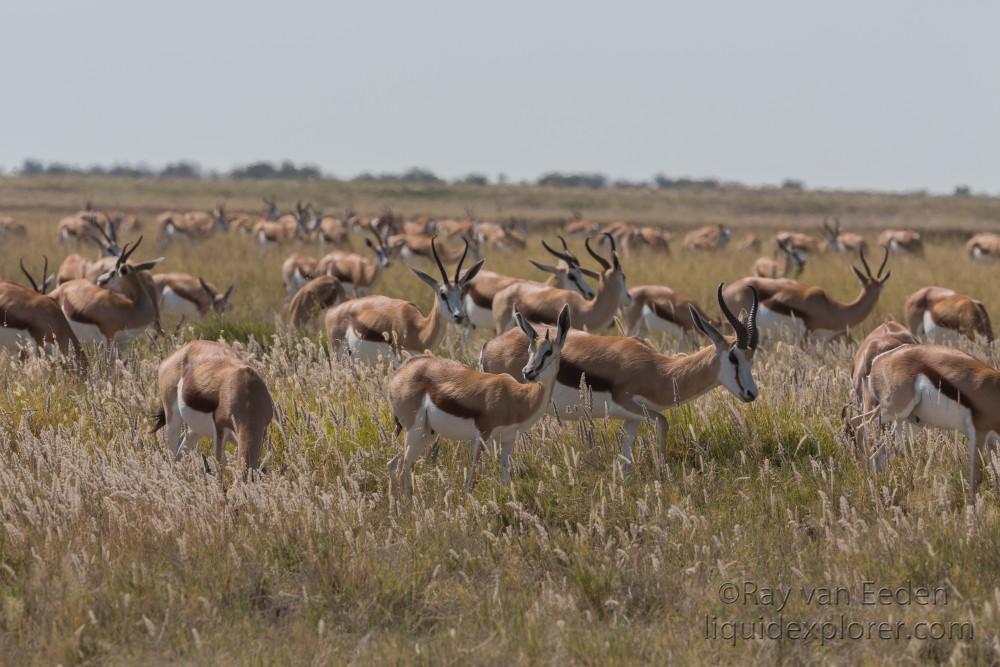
[
  {"x1": 282, "y1": 253, "x2": 319, "y2": 296},
  {"x1": 0, "y1": 216, "x2": 27, "y2": 236},
  {"x1": 325, "y1": 238, "x2": 484, "y2": 363},
  {"x1": 822, "y1": 218, "x2": 866, "y2": 253},
  {"x1": 157, "y1": 204, "x2": 229, "y2": 243},
  {"x1": 0, "y1": 257, "x2": 86, "y2": 368},
  {"x1": 316, "y1": 225, "x2": 396, "y2": 296},
  {"x1": 966, "y1": 233, "x2": 1000, "y2": 261},
  {"x1": 153, "y1": 273, "x2": 235, "y2": 319},
  {"x1": 774, "y1": 230, "x2": 826, "y2": 254},
  {"x1": 564, "y1": 215, "x2": 598, "y2": 238},
  {"x1": 388, "y1": 232, "x2": 478, "y2": 264},
  {"x1": 474, "y1": 220, "x2": 526, "y2": 250},
  {"x1": 480, "y1": 285, "x2": 759, "y2": 470},
  {"x1": 684, "y1": 224, "x2": 731, "y2": 251},
  {"x1": 252, "y1": 202, "x2": 308, "y2": 246},
  {"x1": 152, "y1": 340, "x2": 273, "y2": 486},
  {"x1": 861, "y1": 343, "x2": 1000, "y2": 506},
  {"x1": 464, "y1": 237, "x2": 597, "y2": 330},
  {"x1": 311, "y1": 207, "x2": 352, "y2": 245},
  {"x1": 723, "y1": 247, "x2": 890, "y2": 343},
  {"x1": 737, "y1": 234, "x2": 762, "y2": 252},
  {"x1": 618, "y1": 285, "x2": 721, "y2": 346},
  {"x1": 491, "y1": 235, "x2": 629, "y2": 333},
  {"x1": 288, "y1": 275, "x2": 346, "y2": 327},
  {"x1": 626, "y1": 226, "x2": 671, "y2": 254},
  {"x1": 387, "y1": 305, "x2": 572, "y2": 494},
  {"x1": 56, "y1": 218, "x2": 124, "y2": 284},
  {"x1": 878, "y1": 229, "x2": 924, "y2": 256},
  {"x1": 903, "y1": 287, "x2": 993, "y2": 343},
  {"x1": 752, "y1": 238, "x2": 806, "y2": 279},
  {"x1": 50, "y1": 237, "x2": 164, "y2": 348}
]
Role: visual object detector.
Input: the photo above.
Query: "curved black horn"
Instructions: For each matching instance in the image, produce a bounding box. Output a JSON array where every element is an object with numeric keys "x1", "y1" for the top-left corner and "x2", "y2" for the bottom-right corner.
[
  {"x1": 121, "y1": 235, "x2": 143, "y2": 263},
  {"x1": 454, "y1": 238, "x2": 469, "y2": 283},
  {"x1": 430, "y1": 236, "x2": 449, "y2": 285},
  {"x1": 557, "y1": 236, "x2": 580, "y2": 262},
  {"x1": 19, "y1": 258, "x2": 40, "y2": 293},
  {"x1": 717, "y1": 283, "x2": 748, "y2": 348},
  {"x1": 542, "y1": 238, "x2": 576, "y2": 265},
  {"x1": 746, "y1": 286, "x2": 760, "y2": 349},
  {"x1": 859, "y1": 245, "x2": 872, "y2": 278},
  {"x1": 875, "y1": 246, "x2": 889, "y2": 278},
  {"x1": 585, "y1": 236, "x2": 611, "y2": 270}
]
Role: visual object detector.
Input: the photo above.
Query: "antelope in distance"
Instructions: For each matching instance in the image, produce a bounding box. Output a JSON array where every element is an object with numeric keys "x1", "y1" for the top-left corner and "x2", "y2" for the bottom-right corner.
[
  {"x1": 156, "y1": 204, "x2": 229, "y2": 244},
  {"x1": 822, "y1": 217, "x2": 866, "y2": 253},
  {"x1": 480, "y1": 285, "x2": 759, "y2": 471},
  {"x1": 464, "y1": 237, "x2": 597, "y2": 330},
  {"x1": 737, "y1": 233, "x2": 762, "y2": 252},
  {"x1": 0, "y1": 216, "x2": 27, "y2": 237},
  {"x1": 316, "y1": 224, "x2": 397, "y2": 296},
  {"x1": 252, "y1": 201, "x2": 310, "y2": 246},
  {"x1": 625, "y1": 226, "x2": 672, "y2": 254},
  {"x1": 56, "y1": 218, "x2": 124, "y2": 284},
  {"x1": 723, "y1": 247, "x2": 891, "y2": 344},
  {"x1": 435, "y1": 217, "x2": 474, "y2": 241},
  {"x1": 860, "y1": 343, "x2": 1000, "y2": 507},
  {"x1": 0, "y1": 257, "x2": 86, "y2": 368},
  {"x1": 153, "y1": 273, "x2": 235, "y2": 319},
  {"x1": 844, "y1": 321, "x2": 918, "y2": 455},
  {"x1": 618, "y1": 285, "x2": 721, "y2": 347},
  {"x1": 473, "y1": 219, "x2": 527, "y2": 250},
  {"x1": 564, "y1": 212, "x2": 598, "y2": 238},
  {"x1": 50, "y1": 237, "x2": 164, "y2": 349},
  {"x1": 773, "y1": 230, "x2": 826, "y2": 254},
  {"x1": 325, "y1": 238, "x2": 484, "y2": 364},
  {"x1": 491, "y1": 234, "x2": 630, "y2": 333},
  {"x1": 282, "y1": 253, "x2": 319, "y2": 296},
  {"x1": 310, "y1": 207, "x2": 352, "y2": 245},
  {"x1": 903, "y1": 287, "x2": 993, "y2": 343},
  {"x1": 752, "y1": 238, "x2": 806, "y2": 279},
  {"x1": 388, "y1": 231, "x2": 479, "y2": 265},
  {"x1": 878, "y1": 229, "x2": 924, "y2": 256},
  {"x1": 388, "y1": 305, "x2": 572, "y2": 494},
  {"x1": 288, "y1": 275, "x2": 346, "y2": 327},
  {"x1": 966, "y1": 232, "x2": 1000, "y2": 261},
  {"x1": 683, "y1": 224, "x2": 731, "y2": 251},
  {"x1": 152, "y1": 340, "x2": 274, "y2": 487}
]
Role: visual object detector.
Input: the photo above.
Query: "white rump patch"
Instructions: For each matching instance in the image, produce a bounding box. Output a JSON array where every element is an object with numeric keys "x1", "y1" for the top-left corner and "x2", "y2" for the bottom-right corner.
[
  {"x1": 161, "y1": 287, "x2": 202, "y2": 318},
  {"x1": 177, "y1": 378, "x2": 217, "y2": 443}
]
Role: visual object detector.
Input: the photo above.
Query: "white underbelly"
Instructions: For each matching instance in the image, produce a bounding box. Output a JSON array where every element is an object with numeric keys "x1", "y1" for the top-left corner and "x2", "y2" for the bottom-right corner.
[
  {"x1": 346, "y1": 327, "x2": 393, "y2": 363},
  {"x1": 114, "y1": 326, "x2": 149, "y2": 346},
  {"x1": 161, "y1": 287, "x2": 203, "y2": 318},
  {"x1": 641, "y1": 305, "x2": 685, "y2": 338},
  {"x1": 423, "y1": 395, "x2": 479, "y2": 441},
  {"x1": 464, "y1": 295, "x2": 495, "y2": 330},
  {"x1": 757, "y1": 304, "x2": 806, "y2": 339},
  {"x1": 549, "y1": 382, "x2": 653, "y2": 421},
  {"x1": 906, "y1": 374, "x2": 975, "y2": 433},
  {"x1": 0, "y1": 327, "x2": 37, "y2": 353},
  {"x1": 67, "y1": 320, "x2": 106, "y2": 345},
  {"x1": 177, "y1": 378, "x2": 217, "y2": 441}
]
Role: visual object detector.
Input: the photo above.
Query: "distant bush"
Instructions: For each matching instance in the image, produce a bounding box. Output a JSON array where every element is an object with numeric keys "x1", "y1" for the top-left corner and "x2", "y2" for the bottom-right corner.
[
  {"x1": 537, "y1": 172, "x2": 608, "y2": 189},
  {"x1": 781, "y1": 179, "x2": 805, "y2": 191},
  {"x1": 954, "y1": 185, "x2": 971, "y2": 196},
  {"x1": 353, "y1": 167, "x2": 444, "y2": 184},
  {"x1": 456, "y1": 173, "x2": 490, "y2": 186},
  {"x1": 653, "y1": 173, "x2": 720, "y2": 189},
  {"x1": 230, "y1": 160, "x2": 322, "y2": 180}
]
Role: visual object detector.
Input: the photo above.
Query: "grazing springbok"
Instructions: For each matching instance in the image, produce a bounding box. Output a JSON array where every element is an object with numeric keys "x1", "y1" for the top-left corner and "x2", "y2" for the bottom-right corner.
[
  {"x1": 464, "y1": 237, "x2": 597, "y2": 330},
  {"x1": 966, "y1": 232, "x2": 1000, "y2": 261},
  {"x1": 861, "y1": 343, "x2": 1000, "y2": 506},
  {"x1": 737, "y1": 234, "x2": 762, "y2": 252},
  {"x1": 684, "y1": 224, "x2": 731, "y2": 251},
  {"x1": 152, "y1": 340, "x2": 273, "y2": 486},
  {"x1": 480, "y1": 285, "x2": 759, "y2": 470},
  {"x1": 435, "y1": 217, "x2": 474, "y2": 240},
  {"x1": 564, "y1": 216, "x2": 599, "y2": 238},
  {"x1": 774, "y1": 230, "x2": 826, "y2": 254},
  {"x1": 153, "y1": 273, "x2": 235, "y2": 319},
  {"x1": 724, "y1": 247, "x2": 890, "y2": 343},
  {"x1": 878, "y1": 229, "x2": 924, "y2": 256},
  {"x1": 388, "y1": 232, "x2": 478, "y2": 264},
  {"x1": 618, "y1": 285, "x2": 721, "y2": 346},
  {"x1": 157, "y1": 204, "x2": 229, "y2": 243},
  {"x1": 752, "y1": 238, "x2": 806, "y2": 279},
  {"x1": 388, "y1": 305, "x2": 572, "y2": 494},
  {"x1": 316, "y1": 225, "x2": 397, "y2": 296},
  {"x1": 288, "y1": 275, "x2": 346, "y2": 327},
  {"x1": 252, "y1": 202, "x2": 309, "y2": 246},
  {"x1": 325, "y1": 238, "x2": 484, "y2": 363},
  {"x1": 0, "y1": 257, "x2": 86, "y2": 368},
  {"x1": 311, "y1": 207, "x2": 352, "y2": 245},
  {"x1": 282, "y1": 253, "x2": 319, "y2": 296},
  {"x1": 57, "y1": 219, "x2": 123, "y2": 284},
  {"x1": 822, "y1": 218, "x2": 866, "y2": 253},
  {"x1": 903, "y1": 287, "x2": 993, "y2": 343},
  {"x1": 50, "y1": 237, "x2": 164, "y2": 348},
  {"x1": 0, "y1": 216, "x2": 27, "y2": 236},
  {"x1": 625, "y1": 226, "x2": 671, "y2": 254},
  {"x1": 474, "y1": 220, "x2": 526, "y2": 250},
  {"x1": 491, "y1": 235, "x2": 630, "y2": 333}
]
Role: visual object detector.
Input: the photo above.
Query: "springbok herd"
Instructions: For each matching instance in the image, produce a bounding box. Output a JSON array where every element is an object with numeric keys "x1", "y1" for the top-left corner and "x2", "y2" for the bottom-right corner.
[{"x1": 2, "y1": 201, "x2": 1000, "y2": 506}]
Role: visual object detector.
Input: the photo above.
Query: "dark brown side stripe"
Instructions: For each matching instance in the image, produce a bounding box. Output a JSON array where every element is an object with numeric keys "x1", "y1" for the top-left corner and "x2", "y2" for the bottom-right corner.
[
  {"x1": 557, "y1": 359, "x2": 615, "y2": 393},
  {"x1": 349, "y1": 318, "x2": 391, "y2": 343},
  {"x1": 427, "y1": 387, "x2": 479, "y2": 420},
  {"x1": 920, "y1": 368, "x2": 975, "y2": 411},
  {"x1": 468, "y1": 285, "x2": 493, "y2": 309}
]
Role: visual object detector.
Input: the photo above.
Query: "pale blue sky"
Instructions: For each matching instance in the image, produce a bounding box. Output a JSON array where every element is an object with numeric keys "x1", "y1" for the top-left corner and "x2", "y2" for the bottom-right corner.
[{"x1": 2, "y1": 1, "x2": 997, "y2": 192}]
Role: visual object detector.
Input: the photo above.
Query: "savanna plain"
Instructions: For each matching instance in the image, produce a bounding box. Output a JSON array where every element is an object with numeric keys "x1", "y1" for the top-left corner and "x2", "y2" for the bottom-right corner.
[{"x1": 1, "y1": 176, "x2": 1000, "y2": 665}]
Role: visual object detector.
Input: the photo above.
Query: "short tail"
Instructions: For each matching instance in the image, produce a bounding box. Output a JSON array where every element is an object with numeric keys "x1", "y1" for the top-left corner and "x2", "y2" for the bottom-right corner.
[
  {"x1": 150, "y1": 408, "x2": 166, "y2": 434},
  {"x1": 394, "y1": 417, "x2": 403, "y2": 437}
]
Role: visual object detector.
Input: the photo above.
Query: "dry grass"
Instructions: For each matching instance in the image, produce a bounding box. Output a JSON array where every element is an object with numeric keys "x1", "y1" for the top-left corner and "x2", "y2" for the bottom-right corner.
[{"x1": 1, "y1": 177, "x2": 999, "y2": 664}]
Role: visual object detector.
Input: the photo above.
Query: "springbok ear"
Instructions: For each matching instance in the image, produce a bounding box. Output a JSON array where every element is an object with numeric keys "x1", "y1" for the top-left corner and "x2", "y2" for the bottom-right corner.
[
  {"x1": 198, "y1": 277, "x2": 214, "y2": 296},
  {"x1": 460, "y1": 258, "x2": 485, "y2": 284},
  {"x1": 132, "y1": 257, "x2": 165, "y2": 272},
  {"x1": 410, "y1": 267, "x2": 439, "y2": 290},
  {"x1": 223, "y1": 283, "x2": 235, "y2": 301},
  {"x1": 513, "y1": 306, "x2": 537, "y2": 342},
  {"x1": 689, "y1": 305, "x2": 725, "y2": 346},
  {"x1": 556, "y1": 305, "x2": 571, "y2": 345},
  {"x1": 528, "y1": 259, "x2": 559, "y2": 275}
]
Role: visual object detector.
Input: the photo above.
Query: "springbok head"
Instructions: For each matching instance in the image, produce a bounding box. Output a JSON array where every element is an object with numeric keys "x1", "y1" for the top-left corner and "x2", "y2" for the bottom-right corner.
[
  {"x1": 199, "y1": 277, "x2": 235, "y2": 314},
  {"x1": 95, "y1": 237, "x2": 164, "y2": 289},
  {"x1": 690, "y1": 284, "x2": 759, "y2": 403},
  {"x1": 410, "y1": 237, "x2": 485, "y2": 325},
  {"x1": 516, "y1": 304, "x2": 571, "y2": 382},
  {"x1": 87, "y1": 218, "x2": 123, "y2": 257},
  {"x1": 211, "y1": 203, "x2": 230, "y2": 232},
  {"x1": 531, "y1": 236, "x2": 598, "y2": 299},
  {"x1": 585, "y1": 233, "x2": 632, "y2": 305},
  {"x1": 263, "y1": 197, "x2": 279, "y2": 221},
  {"x1": 364, "y1": 222, "x2": 396, "y2": 268},
  {"x1": 821, "y1": 217, "x2": 842, "y2": 246},
  {"x1": 776, "y1": 238, "x2": 806, "y2": 277},
  {"x1": 851, "y1": 246, "x2": 891, "y2": 293}
]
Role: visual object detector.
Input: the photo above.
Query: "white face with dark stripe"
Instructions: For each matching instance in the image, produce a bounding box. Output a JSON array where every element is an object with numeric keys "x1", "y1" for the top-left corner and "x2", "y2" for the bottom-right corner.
[{"x1": 718, "y1": 346, "x2": 757, "y2": 403}]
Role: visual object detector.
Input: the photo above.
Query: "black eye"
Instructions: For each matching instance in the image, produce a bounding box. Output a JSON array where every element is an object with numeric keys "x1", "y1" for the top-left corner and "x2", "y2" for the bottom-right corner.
[
  {"x1": 120, "y1": 267, "x2": 129, "y2": 275},
  {"x1": 729, "y1": 351, "x2": 738, "y2": 364}
]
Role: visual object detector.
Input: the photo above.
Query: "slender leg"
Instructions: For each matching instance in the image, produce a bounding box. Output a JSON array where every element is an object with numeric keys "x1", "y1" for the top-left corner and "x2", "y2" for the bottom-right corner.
[
  {"x1": 165, "y1": 410, "x2": 183, "y2": 460},
  {"x1": 175, "y1": 431, "x2": 191, "y2": 462},
  {"x1": 400, "y1": 427, "x2": 435, "y2": 496},
  {"x1": 465, "y1": 436, "x2": 485, "y2": 492},
  {"x1": 499, "y1": 435, "x2": 517, "y2": 483},
  {"x1": 652, "y1": 413, "x2": 668, "y2": 473},
  {"x1": 967, "y1": 426, "x2": 980, "y2": 507},
  {"x1": 214, "y1": 425, "x2": 225, "y2": 491},
  {"x1": 619, "y1": 420, "x2": 640, "y2": 466}
]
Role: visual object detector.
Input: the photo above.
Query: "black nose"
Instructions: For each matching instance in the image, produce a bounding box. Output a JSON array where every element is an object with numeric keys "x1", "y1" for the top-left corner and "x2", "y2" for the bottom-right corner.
[{"x1": 745, "y1": 391, "x2": 757, "y2": 402}]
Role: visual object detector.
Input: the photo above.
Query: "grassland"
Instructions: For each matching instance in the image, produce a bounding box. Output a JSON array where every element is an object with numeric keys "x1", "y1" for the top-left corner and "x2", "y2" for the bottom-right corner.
[{"x1": 1, "y1": 176, "x2": 999, "y2": 665}]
